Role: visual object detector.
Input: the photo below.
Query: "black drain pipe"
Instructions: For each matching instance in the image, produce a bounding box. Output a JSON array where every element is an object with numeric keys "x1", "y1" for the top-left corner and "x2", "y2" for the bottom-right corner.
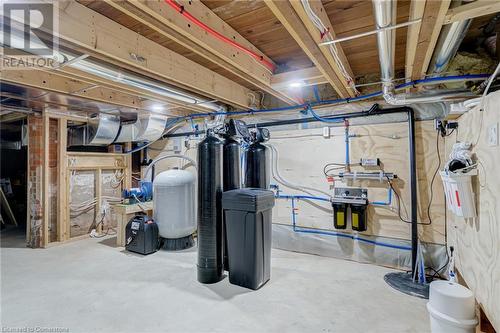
[
  {"x1": 407, "y1": 110, "x2": 418, "y2": 272},
  {"x1": 164, "y1": 106, "x2": 418, "y2": 273}
]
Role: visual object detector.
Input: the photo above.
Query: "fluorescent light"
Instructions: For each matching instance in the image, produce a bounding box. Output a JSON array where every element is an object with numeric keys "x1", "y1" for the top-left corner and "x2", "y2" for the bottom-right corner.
[
  {"x1": 151, "y1": 104, "x2": 164, "y2": 112},
  {"x1": 289, "y1": 81, "x2": 305, "y2": 88}
]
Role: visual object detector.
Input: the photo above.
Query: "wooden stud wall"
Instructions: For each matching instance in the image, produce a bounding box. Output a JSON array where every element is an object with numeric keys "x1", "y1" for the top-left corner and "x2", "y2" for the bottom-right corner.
[{"x1": 39, "y1": 113, "x2": 131, "y2": 246}]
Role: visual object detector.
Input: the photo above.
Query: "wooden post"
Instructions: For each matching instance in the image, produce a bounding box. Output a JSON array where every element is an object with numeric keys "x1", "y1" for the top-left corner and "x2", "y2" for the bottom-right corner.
[
  {"x1": 124, "y1": 143, "x2": 132, "y2": 189},
  {"x1": 95, "y1": 168, "x2": 102, "y2": 234},
  {"x1": 57, "y1": 118, "x2": 67, "y2": 241},
  {"x1": 42, "y1": 112, "x2": 50, "y2": 247}
]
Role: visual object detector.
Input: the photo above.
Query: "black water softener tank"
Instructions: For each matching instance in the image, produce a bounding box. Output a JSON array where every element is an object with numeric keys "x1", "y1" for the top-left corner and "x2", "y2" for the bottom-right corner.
[
  {"x1": 197, "y1": 130, "x2": 224, "y2": 284},
  {"x1": 244, "y1": 128, "x2": 270, "y2": 189},
  {"x1": 222, "y1": 136, "x2": 240, "y2": 271}
]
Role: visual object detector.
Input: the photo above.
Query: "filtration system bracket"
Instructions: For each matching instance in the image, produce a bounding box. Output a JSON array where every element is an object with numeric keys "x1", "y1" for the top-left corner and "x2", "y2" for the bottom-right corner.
[{"x1": 332, "y1": 187, "x2": 368, "y2": 205}]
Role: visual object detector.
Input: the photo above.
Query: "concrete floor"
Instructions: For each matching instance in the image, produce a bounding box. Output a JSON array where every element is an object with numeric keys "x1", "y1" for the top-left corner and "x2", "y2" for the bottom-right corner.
[{"x1": 1, "y1": 232, "x2": 431, "y2": 333}]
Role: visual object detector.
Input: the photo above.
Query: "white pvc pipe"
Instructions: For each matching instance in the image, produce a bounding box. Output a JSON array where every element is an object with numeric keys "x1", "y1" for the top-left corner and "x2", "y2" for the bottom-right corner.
[{"x1": 143, "y1": 155, "x2": 197, "y2": 181}]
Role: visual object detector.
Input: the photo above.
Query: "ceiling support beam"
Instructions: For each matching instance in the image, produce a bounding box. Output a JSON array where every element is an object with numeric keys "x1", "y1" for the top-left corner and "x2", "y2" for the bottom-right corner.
[
  {"x1": 288, "y1": 0, "x2": 355, "y2": 93},
  {"x1": 52, "y1": 67, "x2": 208, "y2": 113},
  {"x1": 1, "y1": 70, "x2": 183, "y2": 115},
  {"x1": 444, "y1": 0, "x2": 500, "y2": 25},
  {"x1": 103, "y1": 0, "x2": 297, "y2": 105},
  {"x1": 411, "y1": 0, "x2": 452, "y2": 80},
  {"x1": 50, "y1": 0, "x2": 253, "y2": 109},
  {"x1": 265, "y1": 0, "x2": 354, "y2": 98},
  {"x1": 405, "y1": 0, "x2": 426, "y2": 84}
]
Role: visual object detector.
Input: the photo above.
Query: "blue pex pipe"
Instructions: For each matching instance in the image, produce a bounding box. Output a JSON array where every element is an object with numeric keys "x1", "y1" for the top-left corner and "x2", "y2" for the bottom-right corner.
[
  {"x1": 344, "y1": 123, "x2": 350, "y2": 167},
  {"x1": 276, "y1": 194, "x2": 331, "y2": 202},
  {"x1": 276, "y1": 194, "x2": 411, "y2": 251},
  {"x1": 175, "y1": 74, "x2": 490, "y2": 121},
  {"x1": 291, "y1": 227, "x2": 412, "y2": 251},
  {"x1": 371, "y1": 188, "x2": 393, "y2": 206}
]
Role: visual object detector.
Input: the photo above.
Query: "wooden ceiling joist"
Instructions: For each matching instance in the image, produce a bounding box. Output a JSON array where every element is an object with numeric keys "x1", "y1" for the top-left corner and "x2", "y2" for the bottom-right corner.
[
  {"x1": 288, "y1": 1, "x2": 355, "y2": 91},
  {"x1": 103, "y1": 0, "x2": 298, "y2": 105},
  {"x1": 444, "y1": 0, "x2": 500, "y2": 25},
  {"x1": 265, "y1": 0, "x2": 354, "y2": 99},
  {"x1": 52, "y1": 66, "x2": 208, "y2": 113},
  {"x1": 271, "y1": 67, "x2": 327, "y2": 89},
  {"x1": 2, "y1": 70, "x2": 141, "y2": 109},
  {"x1": 51, "y1": 1, "x2": 253, "y2": 109},
  {"x1": 410, "y1": 0, "x2": 452, "y2": 80},
  {"x1": 405, "y1": 0, "x2": 426, "y2": 83}
]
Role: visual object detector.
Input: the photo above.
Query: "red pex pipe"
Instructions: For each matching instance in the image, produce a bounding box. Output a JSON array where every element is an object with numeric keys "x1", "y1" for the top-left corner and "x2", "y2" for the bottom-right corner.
[{"x1": 163, "y1": 0, "x2": 276, "y2": 73}]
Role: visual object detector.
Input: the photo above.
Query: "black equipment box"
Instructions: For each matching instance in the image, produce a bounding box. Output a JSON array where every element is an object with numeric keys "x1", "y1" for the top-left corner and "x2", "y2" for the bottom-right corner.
[
  {"x1": 125, "y1": 214, "x2": 159, "y2": 255},
  {"x1": 222, "y1": 188, "x2": 275, "y2": 290}
]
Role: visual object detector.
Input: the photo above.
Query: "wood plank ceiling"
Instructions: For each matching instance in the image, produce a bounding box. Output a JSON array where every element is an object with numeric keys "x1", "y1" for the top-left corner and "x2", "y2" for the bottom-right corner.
[
  {"x1": 80, "y1": 0, "x2": 411, "y2": 84},
  {"x1": 77, "y1": 0, "x2": 496, "y2": 103}
]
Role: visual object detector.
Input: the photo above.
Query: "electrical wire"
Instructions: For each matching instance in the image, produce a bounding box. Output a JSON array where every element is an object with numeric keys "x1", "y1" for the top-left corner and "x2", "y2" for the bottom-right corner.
[
  {"x1": 300, "y1": 0, "x2": 358, "y2": 94},
  {"x1": 474, "y1": 61, "x2": 500, "y2": 146},
  {"x1": 323, "y1": 162, "x2": 360, "y2": 177},
  {"x1": 132, "y1": 194, "x2": 150, "y2": 213},
  {"x1": 143, "y1": 154, "x2": 197, "y2": 181},
  {"x1": 267, "y1": 144, "x2": 332, "y2": 199},
  {"x1": 90, "y1": 211, "x2": 117, "y2": 238},
  {"x1": 424, "y1": 130, "x2": 442, "y2": 226},
  {"x1": 163, "y1": 0, "x2": 275, "y2": 72}
]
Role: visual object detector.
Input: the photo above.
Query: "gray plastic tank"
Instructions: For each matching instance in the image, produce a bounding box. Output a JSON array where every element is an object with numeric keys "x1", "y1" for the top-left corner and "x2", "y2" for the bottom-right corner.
[{"x1": 153, "y1": 169, "x2": 196, "y2": 250}]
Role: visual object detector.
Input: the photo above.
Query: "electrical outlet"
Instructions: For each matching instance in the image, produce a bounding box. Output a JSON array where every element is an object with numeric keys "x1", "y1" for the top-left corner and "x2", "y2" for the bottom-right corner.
[
  {"x1": 323, "y1": 126, "x2": 330, "y2": 138},
  {"x1": 487, "y1": 123, "x2": 498, "y2": 146}
]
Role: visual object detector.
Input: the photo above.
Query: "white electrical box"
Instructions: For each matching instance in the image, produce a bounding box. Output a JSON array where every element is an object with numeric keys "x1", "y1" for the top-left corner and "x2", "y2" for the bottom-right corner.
[
  {"x1": 487, "y1": 122, "x2": 498, "y2": 147},
  {"x1": 360, "y1": 158, "x2": 380, "y2": 167},
  {"x1": 323, "y1": 127, "x2": 330, "y2": 138}
]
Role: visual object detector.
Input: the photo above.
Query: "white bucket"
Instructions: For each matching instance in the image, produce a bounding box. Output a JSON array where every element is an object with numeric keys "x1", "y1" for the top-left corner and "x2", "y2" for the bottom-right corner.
[{"x1": 427, "y1": 281, "x2": 478, "y2": 333}]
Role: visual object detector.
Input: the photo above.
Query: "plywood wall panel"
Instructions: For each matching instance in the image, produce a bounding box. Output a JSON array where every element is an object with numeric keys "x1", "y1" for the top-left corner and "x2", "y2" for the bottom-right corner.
[
  {"x1": 269, "y1": 120, "x2": 445, "y2": 244},
  {"x1": 445, "y1": 91, "x2": 500, "y2": 331}
]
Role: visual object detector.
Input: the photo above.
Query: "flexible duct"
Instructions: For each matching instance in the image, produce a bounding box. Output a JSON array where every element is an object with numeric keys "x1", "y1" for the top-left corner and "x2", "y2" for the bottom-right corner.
[
  {"x1": 68, "y1": 113, "x2": 120, "y2": 146},
  {"x1": 372, "y1": 0, "x2": 473, "y2": 105},
  {"x1": 114, "y1": 114, "x2": 168, "y2": 143}
]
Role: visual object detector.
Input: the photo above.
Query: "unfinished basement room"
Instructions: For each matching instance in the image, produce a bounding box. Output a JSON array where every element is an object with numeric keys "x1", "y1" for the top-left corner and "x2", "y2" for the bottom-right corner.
[{"x1": 1, "y1": 0, "x2": 499, "y2": 332}]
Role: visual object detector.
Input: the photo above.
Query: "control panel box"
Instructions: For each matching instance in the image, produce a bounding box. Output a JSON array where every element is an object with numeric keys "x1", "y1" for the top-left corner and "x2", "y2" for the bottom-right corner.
[{"x1": 360, "y1": 158, "x2": 380, "y2": 167}]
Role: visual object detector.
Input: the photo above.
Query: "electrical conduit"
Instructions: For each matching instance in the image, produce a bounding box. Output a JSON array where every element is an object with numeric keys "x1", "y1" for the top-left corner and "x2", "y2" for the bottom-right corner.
[
  {"x1": 164, "y1": 0, "x2": 275, "y2": 72},
  {"x1": 177, "y1": 74, "x2": 489, "y2": 120}
]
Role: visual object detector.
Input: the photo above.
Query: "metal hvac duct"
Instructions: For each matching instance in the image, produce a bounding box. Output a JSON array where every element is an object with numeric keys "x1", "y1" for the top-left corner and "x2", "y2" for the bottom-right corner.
[
  {"x1": 372, "y1": 0, "x2": 474, "y2": 105},
  {"x1": 428, "y1": 1, "x2": 472, "y2": 75},
  {"x1": 68, "y1": 113, "x2": 120, "y2": 146},
  {"x1": 114, "y1": 114, "x2": 168, "y2": 143},
  {"x1": 2, "y1": 23, "x2": 226, "y2": 113}
]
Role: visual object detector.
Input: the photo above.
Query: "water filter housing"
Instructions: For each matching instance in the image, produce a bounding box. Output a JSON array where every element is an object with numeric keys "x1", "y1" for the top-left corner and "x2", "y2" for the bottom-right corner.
[
  {"x1": 153, "y1": 169, "x2": 196, "y2": 249},
  {"x1": 197, "y1": 133, "x2": 224, "y2": 284}
]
